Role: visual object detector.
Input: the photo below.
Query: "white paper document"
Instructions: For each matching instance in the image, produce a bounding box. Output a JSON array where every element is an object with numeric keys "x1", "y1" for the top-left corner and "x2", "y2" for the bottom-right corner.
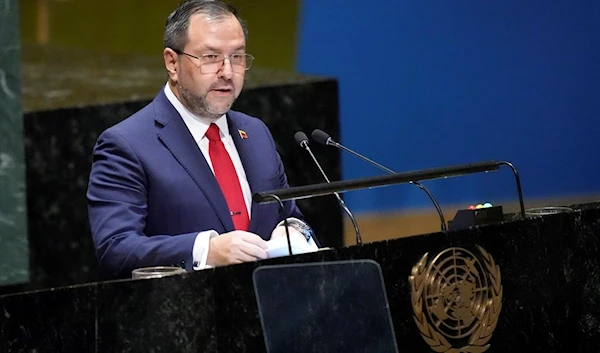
[{"x1": 266, "y1": 235, "x2": 319, "y2": 258}]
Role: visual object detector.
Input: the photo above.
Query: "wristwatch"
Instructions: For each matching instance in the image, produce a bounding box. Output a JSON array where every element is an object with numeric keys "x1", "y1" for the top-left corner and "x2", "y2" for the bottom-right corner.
[{"x1": 279, "y1": 219, "x2": 314, "y2": 242}]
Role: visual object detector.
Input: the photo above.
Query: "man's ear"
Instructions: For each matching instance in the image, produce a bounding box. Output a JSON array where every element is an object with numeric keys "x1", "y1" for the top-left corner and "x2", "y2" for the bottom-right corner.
[{"x1": 164, "y1": 48, "x2": 179, "y2": 82}]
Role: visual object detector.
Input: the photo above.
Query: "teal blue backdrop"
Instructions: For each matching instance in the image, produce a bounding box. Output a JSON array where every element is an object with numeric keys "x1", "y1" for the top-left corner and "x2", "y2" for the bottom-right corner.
[{"x1": 297, "y1": 1, "x2": 600, "y2": 213}]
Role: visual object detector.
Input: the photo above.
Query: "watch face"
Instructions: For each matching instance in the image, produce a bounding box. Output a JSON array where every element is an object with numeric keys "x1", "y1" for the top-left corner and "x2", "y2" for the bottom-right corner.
[
  {"x1": 293, "y1": 222, "x2": 310, "y2": 240},
  {"x1": 301, "y1": 230, "x2": 311, "y2": 241},
  {"x1": 301, "y1": 228, "x2": 313, "y2": 241},
  {"x1": 280, "y1": 219, "x2": 313, "y2": 241}
]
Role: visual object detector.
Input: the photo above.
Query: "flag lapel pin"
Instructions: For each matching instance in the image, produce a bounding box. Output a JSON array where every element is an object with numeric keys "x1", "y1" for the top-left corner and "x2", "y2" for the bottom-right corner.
[{"x1": 238, "y1": 129, "x2": 248, "y2": 139}]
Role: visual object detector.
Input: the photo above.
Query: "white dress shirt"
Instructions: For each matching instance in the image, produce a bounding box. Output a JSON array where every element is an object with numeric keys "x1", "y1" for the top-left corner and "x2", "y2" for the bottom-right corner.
[{"x1": 164, "y1": 83, "x2": 252, "y2": 269}]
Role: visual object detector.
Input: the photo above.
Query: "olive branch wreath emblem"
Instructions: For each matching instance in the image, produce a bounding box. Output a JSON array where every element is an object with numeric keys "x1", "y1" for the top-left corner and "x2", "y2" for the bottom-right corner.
[{"x1": 409, "y1": 246, "x2": 503, "y2": 353}]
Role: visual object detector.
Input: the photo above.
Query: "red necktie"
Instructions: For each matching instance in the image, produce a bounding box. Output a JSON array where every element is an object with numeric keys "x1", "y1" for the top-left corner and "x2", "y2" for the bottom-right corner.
[{"x1": 205, "y1": 123, "x2": 250, "y2": 231}]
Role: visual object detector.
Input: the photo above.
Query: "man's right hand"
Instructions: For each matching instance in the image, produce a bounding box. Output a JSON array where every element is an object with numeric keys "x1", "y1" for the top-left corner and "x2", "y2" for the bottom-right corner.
[{"x1": 206, "y1": 231, "x2": 269, "y2": 267}]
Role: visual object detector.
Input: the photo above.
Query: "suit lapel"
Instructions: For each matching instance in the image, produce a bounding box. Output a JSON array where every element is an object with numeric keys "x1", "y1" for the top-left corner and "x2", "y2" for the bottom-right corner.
[
  {"x1": 227, "y1": 113, "x2": 264, "y2": 234},
  {"x1": 153, "y1": 92, "x2": 234, "y2": 231}
]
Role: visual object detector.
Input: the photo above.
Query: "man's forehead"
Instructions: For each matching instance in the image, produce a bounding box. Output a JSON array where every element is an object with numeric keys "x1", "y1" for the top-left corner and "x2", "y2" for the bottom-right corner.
[
  {"x1": 186, "y1": 14, "x2": 244, "y2": 46},
  {"x1": 188, "y1": 12, "x2": 240, "y2": 31}
]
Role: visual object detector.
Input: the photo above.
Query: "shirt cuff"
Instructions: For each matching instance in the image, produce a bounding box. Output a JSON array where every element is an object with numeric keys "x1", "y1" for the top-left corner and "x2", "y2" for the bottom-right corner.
[{"x1": 192, "y1": 230, "x2": 219, "y2": 270}]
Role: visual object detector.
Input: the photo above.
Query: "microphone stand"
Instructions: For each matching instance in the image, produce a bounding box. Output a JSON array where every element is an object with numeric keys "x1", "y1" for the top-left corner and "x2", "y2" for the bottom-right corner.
[
  {"x1": 294, "y1": 131, "x2": 362, "y2": 245},
  {"x1": 299, "y1": 138, "x2": 363, "y2": 245},
  {"x1": 316, "y1": 130, "x2": 447, "y2": 232},
  {"x1": 263, "y1": 193, "x2": 293, "y2": 255}
]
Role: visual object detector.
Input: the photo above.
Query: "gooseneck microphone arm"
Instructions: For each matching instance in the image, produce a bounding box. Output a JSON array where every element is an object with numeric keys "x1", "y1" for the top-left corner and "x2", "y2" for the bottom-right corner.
[
  {"x1": 265, "y1": 193, "x2": 293, "y2": 255},
  {"x1": 497, "y1": 161, "x2": 526, "y2": 218},
  {"x1": 294, "y1": 132, "x2": 363, "y2": 245},
  {"x1": 311, "y1": 129, "x2": 447, "y2": 232}
]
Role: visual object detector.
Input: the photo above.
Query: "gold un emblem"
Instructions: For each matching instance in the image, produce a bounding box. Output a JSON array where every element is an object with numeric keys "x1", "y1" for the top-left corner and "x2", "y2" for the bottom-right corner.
[{"x1": 409, "y1": 246, "x2": 503, "y2": 353}]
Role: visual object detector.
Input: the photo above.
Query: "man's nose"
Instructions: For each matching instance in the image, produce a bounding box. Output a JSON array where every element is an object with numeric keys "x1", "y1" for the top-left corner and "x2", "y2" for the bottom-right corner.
[{"x1": 218, "y1": 57, "x2": 234, "y2": 79}]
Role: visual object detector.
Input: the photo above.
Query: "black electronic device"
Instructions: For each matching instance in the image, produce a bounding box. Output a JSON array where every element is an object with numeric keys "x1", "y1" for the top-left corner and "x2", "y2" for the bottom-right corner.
[{"x1": 448, "y1": 205, "x2": 504, "y2": 230}]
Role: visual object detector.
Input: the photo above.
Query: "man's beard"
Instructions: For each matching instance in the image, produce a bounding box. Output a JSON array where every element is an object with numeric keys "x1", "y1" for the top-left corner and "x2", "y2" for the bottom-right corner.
[{"x1": 178, "y1": 82, "x2": 234, "y2": 120}]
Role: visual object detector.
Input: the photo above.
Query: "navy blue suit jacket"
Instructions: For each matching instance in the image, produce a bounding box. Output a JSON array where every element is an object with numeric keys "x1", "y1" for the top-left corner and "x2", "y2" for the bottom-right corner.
[{"x1": 87, "y1": 89, "x2": 304, "y2": 278}]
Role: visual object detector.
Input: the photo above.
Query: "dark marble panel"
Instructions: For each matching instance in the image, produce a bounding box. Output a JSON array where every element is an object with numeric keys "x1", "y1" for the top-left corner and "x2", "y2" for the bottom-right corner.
[
  {"x1": 0, "y1": 285, "x2": 96, "y2": 352},
  {"x1": 1, "y1": 205, "x2": 600, "y2": 352},
  {"x1": 14, "y1": 79, "x2": 341, "y2": 294},
  {"x1": 359, "y1": 211, "x2": 596, "y2": 352},
  {"x1": 23, "y1": 101, "x2": 149, "y2": 290},
  {"x1": 212, "y1": 262, "x2": 266, "y2": 352},
  {"x1": 0, "y1": 0, "x2": 29, "y2": 286},
  {"x1": 568, "y1": 207, "x2": 600, "y2": 351},
  {"x1": 97, "y1": 271, "x2": 217, "y2": 352},
  {"x1": 205, "y1": 210, "x2": 599, "y2": 352}
]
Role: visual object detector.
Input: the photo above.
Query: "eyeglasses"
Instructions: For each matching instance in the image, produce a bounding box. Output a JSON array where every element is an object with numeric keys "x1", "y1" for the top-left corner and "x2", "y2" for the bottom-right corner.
[{"x1": 172, "y1": 48, "x2": 255, "y2": 74}]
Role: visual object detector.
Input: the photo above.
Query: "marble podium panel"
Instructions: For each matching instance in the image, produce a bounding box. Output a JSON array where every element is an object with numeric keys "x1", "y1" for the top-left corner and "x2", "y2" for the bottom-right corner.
[{"x1": 1, "y1": 202, "x2": 599, "y2": 352}]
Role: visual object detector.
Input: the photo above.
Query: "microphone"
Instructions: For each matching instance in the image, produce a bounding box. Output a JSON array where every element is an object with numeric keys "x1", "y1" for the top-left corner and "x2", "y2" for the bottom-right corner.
[
  {"x1": 294, "y1": 131, "x2": 363, "y2": 245},
  {"x1": 311, "y1": 129, "x2": 447, "y2": 232}
]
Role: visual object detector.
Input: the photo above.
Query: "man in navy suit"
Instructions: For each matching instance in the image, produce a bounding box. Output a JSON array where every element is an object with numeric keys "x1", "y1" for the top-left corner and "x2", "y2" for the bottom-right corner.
[{"x1": 86, "y1": 0, "x2": 316, "y2": 279}]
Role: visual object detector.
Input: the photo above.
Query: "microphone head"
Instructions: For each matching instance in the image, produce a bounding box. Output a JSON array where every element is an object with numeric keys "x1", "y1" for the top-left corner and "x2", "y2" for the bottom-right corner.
[
  {"x1": 311, "y1": 129, "x2": 332, "y2": 145},
  {"x1": 294, "y1": 131, "x2": 309, "y2": 147}
]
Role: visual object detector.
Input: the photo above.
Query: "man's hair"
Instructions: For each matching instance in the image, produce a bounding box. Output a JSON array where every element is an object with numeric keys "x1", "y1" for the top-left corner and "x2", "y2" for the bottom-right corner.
[{"x1": 164, "y1": 0, "x2": 248, "y2": 51}]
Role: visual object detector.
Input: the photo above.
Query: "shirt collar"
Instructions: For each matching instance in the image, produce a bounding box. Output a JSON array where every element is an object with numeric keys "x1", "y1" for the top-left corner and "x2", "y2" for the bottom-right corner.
[{"x1": 163, "y1": 83, "x2": 229, "y2": 143}]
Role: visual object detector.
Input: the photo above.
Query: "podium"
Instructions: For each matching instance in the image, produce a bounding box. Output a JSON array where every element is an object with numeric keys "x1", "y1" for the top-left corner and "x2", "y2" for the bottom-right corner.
[{"x1": 2, "y1": 201, "x2": 600, "y2": 352}]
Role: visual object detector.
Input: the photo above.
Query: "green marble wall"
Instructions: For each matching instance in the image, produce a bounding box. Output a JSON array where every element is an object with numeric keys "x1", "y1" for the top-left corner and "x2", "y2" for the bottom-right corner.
[{"x1": 0, "y1": 0, "x2": 29, "y2": 285}]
